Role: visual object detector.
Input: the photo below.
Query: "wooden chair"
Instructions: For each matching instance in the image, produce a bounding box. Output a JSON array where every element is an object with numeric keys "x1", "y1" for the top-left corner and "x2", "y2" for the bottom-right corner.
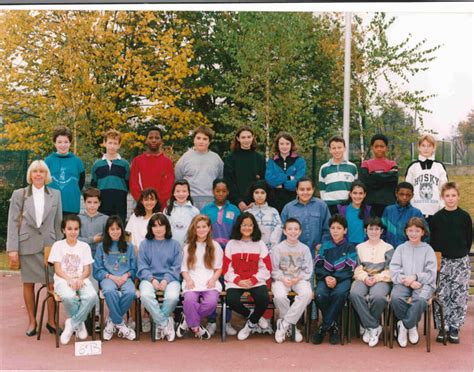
[{"x1": 36, "y1": 246, "x2": 96, "y2": 347}]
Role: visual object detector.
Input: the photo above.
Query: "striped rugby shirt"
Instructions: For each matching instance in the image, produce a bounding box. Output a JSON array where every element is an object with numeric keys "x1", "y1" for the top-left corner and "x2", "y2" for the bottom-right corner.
[{"x1": 318, "y1": 159, "x2": 358, "y2": 206}]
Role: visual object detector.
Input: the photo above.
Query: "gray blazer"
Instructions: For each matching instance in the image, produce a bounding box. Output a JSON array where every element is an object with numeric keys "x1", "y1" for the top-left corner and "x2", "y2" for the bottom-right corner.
[{"x1": 7, "y1": 185, "x2": 62, "y2": 255}]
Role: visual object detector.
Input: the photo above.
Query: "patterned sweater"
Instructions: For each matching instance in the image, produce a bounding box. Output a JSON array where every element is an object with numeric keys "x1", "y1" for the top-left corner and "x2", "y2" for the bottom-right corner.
[{"x1": 354, "y1": 240, "x2": 394, "y2": 282}]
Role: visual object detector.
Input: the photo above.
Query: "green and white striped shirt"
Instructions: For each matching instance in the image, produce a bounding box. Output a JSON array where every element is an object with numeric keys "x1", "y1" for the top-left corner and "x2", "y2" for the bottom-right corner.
[{"x1": 318, "y1": 159, "x2": 358, "y2": 206}]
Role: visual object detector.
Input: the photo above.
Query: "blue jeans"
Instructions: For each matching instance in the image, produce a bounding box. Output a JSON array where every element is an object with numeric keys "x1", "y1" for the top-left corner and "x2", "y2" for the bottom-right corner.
[
  {"x1": 139, "y1": 280, "x2": 180, "y2": 328},
  {"x1": 55, "y1": 278, "x2": 98, "y2": 329},
  {"x1": 315, "y1": 278, "x2": 351, "y2": 329},
  {"x1": 101, "y1": 278, "x2": 136, "y2": 325}
]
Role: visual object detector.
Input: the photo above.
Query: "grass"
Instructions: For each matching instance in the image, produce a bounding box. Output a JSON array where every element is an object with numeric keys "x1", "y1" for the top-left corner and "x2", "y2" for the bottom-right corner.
[{"x1": 450, "y1": 176, "x2": 474, "y2": 217}]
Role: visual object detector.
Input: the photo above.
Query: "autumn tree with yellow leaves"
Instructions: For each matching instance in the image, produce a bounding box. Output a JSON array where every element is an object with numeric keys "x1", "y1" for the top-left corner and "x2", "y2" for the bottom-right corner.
[{"x1": 0, "y1": 10, "x2": 210, "y2": 161}]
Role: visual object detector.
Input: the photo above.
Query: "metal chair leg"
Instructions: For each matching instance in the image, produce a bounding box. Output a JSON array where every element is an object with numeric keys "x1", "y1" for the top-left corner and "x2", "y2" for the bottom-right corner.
[
  {"x1": 136, "y1": 298, "x2": 141, "y2": 341},
  {"x1": 426, "y1": 304, "x2": 431, "y2": 352},
  {"x1": 36, "y1": 293, "x2": 50, "y2": 341},
  {"x1": 221, "y1": 296, "x2": 227, "y2": 342},
  {"x1": 55, "y1": 301, "x2": 60, "y2": 348},
  {"x1": 34, "y1": 284, "x2": 46, "y2": 319},
  {"x1": 347, "y1": 300, "x2": 352, "y2": 343},
  {"x1": 99, "y1": 297, "x2": 105, "y2": 341}
]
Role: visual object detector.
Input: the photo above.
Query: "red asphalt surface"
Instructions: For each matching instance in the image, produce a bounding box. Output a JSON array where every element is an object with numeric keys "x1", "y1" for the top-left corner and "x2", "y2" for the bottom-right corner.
[{"x1": 1, "y1": 272, "x2": 473, "y2": 371}]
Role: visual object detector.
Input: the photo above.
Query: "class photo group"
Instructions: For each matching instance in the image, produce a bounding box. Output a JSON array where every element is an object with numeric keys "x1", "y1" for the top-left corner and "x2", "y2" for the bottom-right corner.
[{"x1": 6, "y1": 124, "x2": 472, "y2": 351}]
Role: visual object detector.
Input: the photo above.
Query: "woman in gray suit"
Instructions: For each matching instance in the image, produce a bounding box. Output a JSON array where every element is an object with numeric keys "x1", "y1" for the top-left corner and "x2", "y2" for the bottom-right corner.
[{"x1": 7, "y1": 160, "x2": 63, "y2": 336}]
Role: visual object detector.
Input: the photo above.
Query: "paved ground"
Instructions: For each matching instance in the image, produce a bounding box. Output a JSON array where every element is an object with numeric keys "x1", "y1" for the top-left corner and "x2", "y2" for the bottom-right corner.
[{"x1": 1, "y1": 272, "x2": 472, "y2": 371}]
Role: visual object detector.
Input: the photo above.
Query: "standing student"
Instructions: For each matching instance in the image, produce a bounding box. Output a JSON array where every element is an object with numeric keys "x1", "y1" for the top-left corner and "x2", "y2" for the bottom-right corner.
[
  {"x1": 165, "y1": 180, "x2": 200, "y2": 247},
  {"x1": 390, "y1": 217, "x2": 437, "y2": 348},
  {"x1": 200, "y1": 179, "x2": 240, "y2": 336},
  {"x1": 381, "y1": 182, "x2": 426, "y2": 249},
  {"x1": 176, "y1": 215, "x2": 223, "y2": 339},
  {"x1": 93, "y1": 216, "x2": 137, "y2": 341},
  {"x1": 405, "y1": 134, "x2": 448, "y2": 220},
  {"x1": 349, "y1": 217, "x2": 393, "y2": 347},
  {"x1": 247, "y1": 180, "x2": 282, "y2": 251},
  {"x1": 311, "y1": 214, "x2": 357, "y2": 345},
  {"x1": 224, "y1": 126, "x2": 266, "y2": 212},
  {"x1": 281, "y1": 177, "x2": 330, "y2": 258},
  {"x1": 91, "y1": 129, "x2": 130, "y2": 223},
  {"x1": 137, "y1": 213, "x2": 182, "y2": 342},
  {"x1": 430, "y1": 182, "x2": 472, "y2": 344},
  {"x1": 129, "y1": 127, "x2": 174, "y2": 210},
  {"x1": 319, "y1": 136, "x2": 358, "y2": 215},
  {"x1": 223, "y1": 212, "x2": 272, "y2": 340},
  {"x1": 175, "y1": 126, "x2": 224, "y2": 210},
  {"x1": 272, "y1": 218, "x2": 313, "y2": 344},
  {"x1": 45, "y1": 126, "x2": 85, "y2": 215},
  {"x1": 48, "y1": 215, "x2": 98, "y2": 345},
  {"x1": 265, "y1": 132, "x2": 307, "y2": 213},
  {"x1": 359, "y1": 134, "x2": 398, "y2": 217},
  {"x1": 337, "y1": 180, "x2": 373, "y2": 245}
]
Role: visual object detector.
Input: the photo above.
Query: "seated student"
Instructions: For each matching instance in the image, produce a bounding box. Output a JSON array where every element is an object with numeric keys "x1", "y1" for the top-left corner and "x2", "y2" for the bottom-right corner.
[
  {"x1": 272, "y1": 218, "x2": 313, "y2": 344},
  {"x1": 201, "y1": 179, "x2": 240, "y2": 336},
  {"x1": 390, "y1": 217, "x2": 437, "y2": 348},
  {"x1": 48, "y1": 215, "x2": 98, "y2": 345},
  {"x1": 223, "y1": 212, "x2": 272, "y2": 341},
  {"x1": 176, "y1": 215, "x2": 223, "y2": 340},
  {"x1": 349, "y1": 217, "x2": 394, "y2": 347},
  {"x1": 137, "y1": 213, "x2": 182, "y2": 342},
  {"x1": 93, "y1": 216, "x2": 137, "y2": 341},
  {"x1": 359, "y1": 134, "x2": 398, "y2": 217},
  {"x1": 381, "y1": 182, "x2": 426, "y2": 249},
  {"x1": 337, "y1": 180, "x2": 373, "y2": 245},
  {"x1": 311, "y1": 214, "x2": 357, "y2": 345}
]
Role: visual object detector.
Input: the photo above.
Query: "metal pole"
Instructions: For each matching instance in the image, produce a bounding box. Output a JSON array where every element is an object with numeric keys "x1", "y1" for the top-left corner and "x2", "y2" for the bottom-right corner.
[{"x1": 343, "y1": 12, "x2": 352, "y2": 160}]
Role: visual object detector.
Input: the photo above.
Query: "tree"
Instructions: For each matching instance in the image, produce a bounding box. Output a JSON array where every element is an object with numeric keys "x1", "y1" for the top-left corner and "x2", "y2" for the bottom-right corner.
[
  {"x1": 0, "y1": 10, "x2": 210, "y2": 162},
  {"x1": 457, "y1": 109, "x2": 474, "y2": 144}
]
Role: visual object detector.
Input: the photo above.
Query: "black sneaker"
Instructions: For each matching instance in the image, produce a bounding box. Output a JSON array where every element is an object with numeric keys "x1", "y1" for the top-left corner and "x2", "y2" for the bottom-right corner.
[
  {"x1": 436, "y1": 330, "x2": 446, "y2": 343},
  {"x1": 311, "y1": 325, "x2": 326, "y2": 345},
  {"x1": 448, "y1": 328, "x2": 459, "y2": 344},
  {"x1": 329, "y1": 324, "x2": 340, "y2": 345}
]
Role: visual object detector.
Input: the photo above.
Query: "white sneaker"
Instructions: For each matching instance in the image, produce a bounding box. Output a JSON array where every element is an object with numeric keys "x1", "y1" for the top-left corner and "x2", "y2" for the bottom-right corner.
[
  {"x1": 206, "y1": 322, "x2": 217, "y2": 336},
  {"x1": 285, "y1": 323, "x2": 303, "y2": 343},
  {"x1": 275, "y1": 319, "x2": 288, "y2": 344},
  {"x1": 362, "y1": 327, "x2": 370, "y2": 343},
  {"x1": 408, "y1": 326, "x2": 419, "y2": 344},
  {"x1": 76, "y1": 322, "x2": 88, "y2": 340},
  {"x1": 60, "y1": 318, "x2": 74, "y2": 345},
  {"x1": 368, "y1": 326, "x2": 382, "y2": 347},
  {"x1": 237, "y1": 320, "x2": 256, "y2": 341},
  {"x1": 359, "y1": 325, "x2": 366, "y2": 336},
  {"x1": 103, "y1": 318, "x2": 115, "y2": 341},
  {"x1": 155, "y1": 325, "x2": 163, "y2": 340},
  {"x1": 225, "y1": 322, "x2": 237, "y2": 336},
  {"x1": 176, "y1": 315, "x2": 188, "y2": 338},
  {"x1": 258, "y1": 317, "x2": 274, "y2": 334},
  {"x1": 127, "y1": 318, "x2": 136, "y2": 330},
  {"x1": 397, "y1": 320, "x2": 408, "y2": 348},
  {"x1": 116, "y1": 322, "x2": 136, "y2": 341},
  {"x1": 142, "y1": 317, "x2": 151, "y2": 333},
  {"x1": 195, "y1": 326, "x2": 211, "y2": 340},
  {"x1": 164, "y1": 317, "x2": 175, "y2": 342}
]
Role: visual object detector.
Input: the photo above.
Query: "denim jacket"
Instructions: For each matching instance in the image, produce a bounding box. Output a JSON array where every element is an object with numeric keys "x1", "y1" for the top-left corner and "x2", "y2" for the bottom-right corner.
[{"x1": 93, "y1": 241, "x2": 137, "y2": 281}]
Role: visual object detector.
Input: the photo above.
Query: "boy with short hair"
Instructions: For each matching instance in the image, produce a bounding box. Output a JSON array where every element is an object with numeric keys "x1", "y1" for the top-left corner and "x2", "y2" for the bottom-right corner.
[
  {"x1": 405, "y1": 134, "x2": 448, "y2": 220},
  {"x1": 175, "y1": 125, "x2": 224, "y2": 210},
  {"x1": 91, "y1": 129, "x2": 130, "y2": 224},
  {"x1": 129, "y1": 127, "x2": 174, "y2": 210},
  {"x1": 45, "y1": 125, "x2": 85, "y2": 215},
  {"x1": 381, "y1": 182, "x2": 426, "y2": 248},
  {"x1": 359, "y1": 134, "x2": 398, "y2": 217},
  {"x1": 319, "y1": 136, "x2": 358, "y2": 215},
  {"x1": 430, "y1": 182, "x2": 472, "y2": 344},
  {"x1": 272, "y1": 218, "x2": 313, "y2": 344},
  {"x1": 311, "y1": 214, "x2": 357, "y2": 345}
]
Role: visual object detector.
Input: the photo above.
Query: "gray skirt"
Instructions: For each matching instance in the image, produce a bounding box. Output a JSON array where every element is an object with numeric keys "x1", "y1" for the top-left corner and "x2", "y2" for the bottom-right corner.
[{"x1": 20, "y1": 252, "x2": 54, "y2": 284}]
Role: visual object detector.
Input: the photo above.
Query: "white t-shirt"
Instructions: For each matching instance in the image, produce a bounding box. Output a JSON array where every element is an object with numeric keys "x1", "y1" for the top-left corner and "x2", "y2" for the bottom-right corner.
[
  {"x1": 48, "y1": 239, "x2": 94, "y2": 283},
  {"x1": 181, "y1": 240, "x2": 223, "y2": 293},
  {"x1": 125, "y1": 214, "x2": 150, "y2": 250}
]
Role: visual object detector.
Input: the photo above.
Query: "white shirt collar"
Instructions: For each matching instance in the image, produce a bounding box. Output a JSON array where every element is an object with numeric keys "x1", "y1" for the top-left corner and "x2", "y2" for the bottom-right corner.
[
  {"x1": 102, "y1": 153, "x2": 121, "y2": 160},
  {"x1": 418, "y1": 155, "x2": 435, "y2": 161},
  {"x1": 32, "y1": 185, "x2": 45, "y2": 194}
]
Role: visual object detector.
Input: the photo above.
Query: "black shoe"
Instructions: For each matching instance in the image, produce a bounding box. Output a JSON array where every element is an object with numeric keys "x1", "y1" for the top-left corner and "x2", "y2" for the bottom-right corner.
[
  {"x1": 26, "y1": 328, "x2": 37, "y2": 337},
  {"x1": 329, "y1": 324, "x2": 340, "y2": 345},
  {"x1": 436, "y1": 330, "x2": 446, "y2": 343},
  {"x1": 311, "y1": 326, "x2": 326, "y2": 345},
  {"x1": 46, "y1": 323, "x2": 63, "y2": 335},
  {"x1": 448, "y1": 328, "x2": 459, "y2": 344}
]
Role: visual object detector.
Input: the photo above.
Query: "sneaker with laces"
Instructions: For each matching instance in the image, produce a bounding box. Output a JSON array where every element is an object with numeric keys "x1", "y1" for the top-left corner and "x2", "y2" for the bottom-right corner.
[
  {"x1": 329, "y1": 324, "x2": 340, "y2": 345},
  {"x1": 368, "y1": 326, "x2": 382, "y2": 347},
  {"x1": 103, "y1": 318, "x2": 116, "y2": 341},
  {"x1": 257, "y1": 317, "x2": 274, "y2": 334},
  {"x1": 142, "y1": 317, "x2": 151, "y2": 333},
  {"x1": 60, "y1": 318, "x2": 75, "y2": 345},
  {"x1": 286, "y1": 324, "x2": 303, "y2": 343},
  {"x1": 311, "y1": 325, "x2": 326, "y2": 345},
  {"x1": 397, "y1": 320, "x2": 407, "y2": 348},
  {"x1": 127, "y1": 318, "x2": 136, "y2": 330},
  {"x1": 408, "y1": 325, "x2": 419, "y2": 344},
  {"x1": 155, "y1": 325, "x2": 163, "y2": 340},
  {"x1": 275, "y1": 319, "x2": 288, "y2": 344},
  {"x1": 225, "y1": 322, "x2": 237, "y2": 336},
  {"x1": 448, "y1": 328, "x2": 459, "y2": 344},
  {"x1": 362, "y1": 327, "x2": 370, "y2": 343},
  {"x1": 76, "y1": 322, "x2": 88, "y2": 340},
  {"x1": 116, "y1": 322, "x2": 136, "y2": 341},
  {"x1": 163, "y1": 317, "x2": 175, "y2": 342},
  {"x1": 206, "y1": 322, "x2": 217, "y2": 336},
  {"x1": 237, "y1": 320, "x2": 256, "y2": 341},
  {"x1": 176, "y1": 314, "x2": 188, "y2": 338},
  {"x1": 195, "y1": 326, "x2": 211, "y2": 340}
]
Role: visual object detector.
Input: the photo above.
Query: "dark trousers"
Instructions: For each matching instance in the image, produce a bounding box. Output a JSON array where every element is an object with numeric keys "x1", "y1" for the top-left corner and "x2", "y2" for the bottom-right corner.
[
  {"x1": 226, "y1": 285, "x2": 269, "y2": 325},
  {"x1": 315, "y1": 279, "x2": 351, "y2": 328}
]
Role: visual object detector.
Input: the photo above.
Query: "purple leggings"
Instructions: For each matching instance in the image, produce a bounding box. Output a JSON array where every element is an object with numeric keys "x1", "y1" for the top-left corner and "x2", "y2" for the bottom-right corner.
[{"x1": 183, "y1": 290, "x2": 220, "y2": 328}]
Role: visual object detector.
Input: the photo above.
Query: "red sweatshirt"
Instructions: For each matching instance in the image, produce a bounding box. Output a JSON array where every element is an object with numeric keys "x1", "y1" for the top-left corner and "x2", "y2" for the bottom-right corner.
[{"x1": 129, "y1": 152, "x2": 174, "y2": 209}]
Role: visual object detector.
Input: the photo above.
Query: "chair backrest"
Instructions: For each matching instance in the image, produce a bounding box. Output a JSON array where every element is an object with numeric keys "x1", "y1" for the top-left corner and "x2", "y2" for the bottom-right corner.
[
  {"x1": 435, "y1": 251, "x2": 442, "y2": 272},
  {"x1": 43, "y1": 245, "x2": 52, "y2": 285}
]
